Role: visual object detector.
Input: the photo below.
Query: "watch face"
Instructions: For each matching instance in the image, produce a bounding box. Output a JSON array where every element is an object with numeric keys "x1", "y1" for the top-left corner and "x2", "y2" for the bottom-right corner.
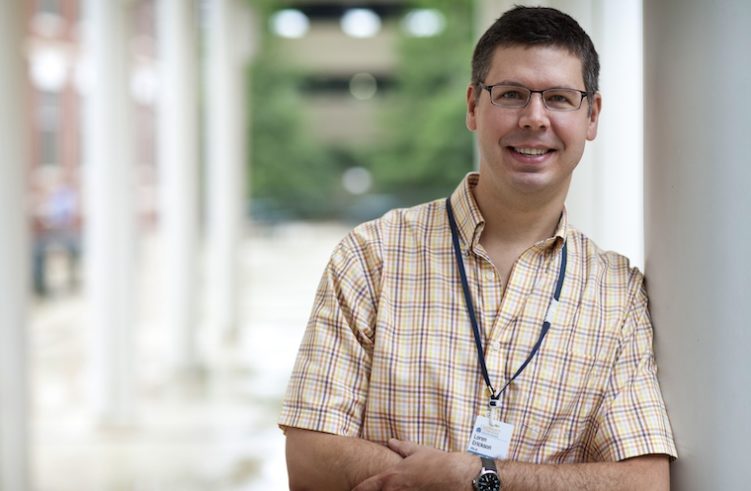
[{"x1": 477, "y1": 472, "x2": 501, "y2": 491}]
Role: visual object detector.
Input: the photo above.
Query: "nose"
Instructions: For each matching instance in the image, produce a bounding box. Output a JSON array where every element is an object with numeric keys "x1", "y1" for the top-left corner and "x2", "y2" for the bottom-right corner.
[{"x1": 518, "y1": 92, "x2": 550, "y2": 130}]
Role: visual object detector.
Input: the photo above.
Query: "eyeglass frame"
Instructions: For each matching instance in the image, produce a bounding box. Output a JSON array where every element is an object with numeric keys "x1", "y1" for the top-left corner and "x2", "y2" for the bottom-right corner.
[{"x1": 477, "y1": 82, "x2": 592, "y2": 112}]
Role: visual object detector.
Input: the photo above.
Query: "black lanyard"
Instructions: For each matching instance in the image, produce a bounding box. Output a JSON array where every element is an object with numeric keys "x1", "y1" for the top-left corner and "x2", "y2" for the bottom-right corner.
[{"x1": 445, "y1": 197, "x2": 567, "y2": 402}]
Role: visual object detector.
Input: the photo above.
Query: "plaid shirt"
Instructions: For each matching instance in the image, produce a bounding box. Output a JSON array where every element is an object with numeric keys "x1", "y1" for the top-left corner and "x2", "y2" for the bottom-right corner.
[{"x1": 280, "y1": 173, "x2": 677, "y2": 463}]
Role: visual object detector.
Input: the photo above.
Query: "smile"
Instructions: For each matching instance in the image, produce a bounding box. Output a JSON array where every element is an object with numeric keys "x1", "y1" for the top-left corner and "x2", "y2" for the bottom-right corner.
[{"x1": 512, "y1": 147, "x2": 552, "y2": 156}]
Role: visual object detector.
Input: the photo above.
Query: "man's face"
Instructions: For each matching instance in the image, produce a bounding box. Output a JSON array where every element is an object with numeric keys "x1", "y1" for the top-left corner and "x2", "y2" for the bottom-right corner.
[{"x1": 466, "y1": 45, "x2": 601, "y2": 202}]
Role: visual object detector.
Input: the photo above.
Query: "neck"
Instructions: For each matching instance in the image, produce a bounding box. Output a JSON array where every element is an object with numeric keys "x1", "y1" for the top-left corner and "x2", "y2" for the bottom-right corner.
[{"x1": 472, "y1": 176, "x2": 567, "y2": 248}]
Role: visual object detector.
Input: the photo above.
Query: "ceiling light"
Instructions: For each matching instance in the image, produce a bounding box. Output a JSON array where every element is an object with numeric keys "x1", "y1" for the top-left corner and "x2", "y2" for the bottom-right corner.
[
  {"x1": 270, "y1": 9, "x2": 309, "y2": 39},
  {"x1": 403, "y1": 9, "x2": 446, "y2": 37},
  {"x1": 342, "y1": 167, "x2": 373, "y2": 195},
  {"x1": 341, "y1": 9, "x2": 381, "y2": 38},
  {"x1": 349, "y1": 73, "x2": 378, "y2": 100}
]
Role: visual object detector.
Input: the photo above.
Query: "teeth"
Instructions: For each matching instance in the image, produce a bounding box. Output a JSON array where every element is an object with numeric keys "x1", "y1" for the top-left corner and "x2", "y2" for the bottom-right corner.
[{"x1": 515, "y1": 147, "x2": 548, "y2": 156}]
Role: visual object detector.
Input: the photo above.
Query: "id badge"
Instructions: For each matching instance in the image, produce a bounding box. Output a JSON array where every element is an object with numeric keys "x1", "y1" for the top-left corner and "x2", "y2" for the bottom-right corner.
[{"x1": 466, "y1": 415, "x2": 514, "y2": 459}]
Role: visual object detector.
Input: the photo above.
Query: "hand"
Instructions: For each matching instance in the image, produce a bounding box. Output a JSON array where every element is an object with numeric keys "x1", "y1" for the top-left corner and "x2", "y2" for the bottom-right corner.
[{"x1": 352, "y1": 439, "x2": 478, "y2": 491}]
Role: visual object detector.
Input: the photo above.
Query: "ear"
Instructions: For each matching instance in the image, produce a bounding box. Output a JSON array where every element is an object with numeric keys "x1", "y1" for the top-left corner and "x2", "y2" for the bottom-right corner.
[
  {"x1": 466, "y1": 84, "x2": 478, "y2": 132},
  {"x1": 586, "y1": 92, "x2": 602, "y2": 141}
]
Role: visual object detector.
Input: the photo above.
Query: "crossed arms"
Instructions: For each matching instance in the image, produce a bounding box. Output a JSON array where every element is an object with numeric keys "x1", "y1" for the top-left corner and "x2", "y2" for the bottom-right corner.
[{"x1": 284, "y1": 427, "x2": 670, "y2": 491}]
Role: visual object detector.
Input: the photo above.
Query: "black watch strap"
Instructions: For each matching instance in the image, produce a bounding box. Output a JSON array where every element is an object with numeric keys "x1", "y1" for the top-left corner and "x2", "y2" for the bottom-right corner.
[
  {"x1": 481, "y1": 457, "x2": 497, "y2": 472},
  {"x1": 474, "y1": 456, "x2": 501, "y2": 491}
]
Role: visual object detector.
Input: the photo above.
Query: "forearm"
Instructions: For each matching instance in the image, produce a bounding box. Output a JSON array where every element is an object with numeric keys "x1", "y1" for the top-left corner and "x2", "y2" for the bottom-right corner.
[
  {"x1": 284, "y1": 426, "x2": 403, "y2": 491},
  {"x1": 498, "y1": 455, "x2": 670, "y2": 491}
]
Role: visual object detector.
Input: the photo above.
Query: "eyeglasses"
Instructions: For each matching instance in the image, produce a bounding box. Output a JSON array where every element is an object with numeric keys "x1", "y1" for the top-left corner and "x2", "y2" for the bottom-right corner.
[{"x1": 478, "y1": 82, "x2": 590, "y2": 112}]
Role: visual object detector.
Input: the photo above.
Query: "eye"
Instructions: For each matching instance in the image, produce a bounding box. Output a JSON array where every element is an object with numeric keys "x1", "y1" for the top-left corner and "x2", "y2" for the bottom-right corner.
[
  {"x1": 498, "y1": 89, "x2": 525, "y2": 100},
  {"x1": 544, "y1": 89, "x2": 580, "y2": 110},
  {"x1": 490, "y1": 86, "x2": 530, "y2": 107}
]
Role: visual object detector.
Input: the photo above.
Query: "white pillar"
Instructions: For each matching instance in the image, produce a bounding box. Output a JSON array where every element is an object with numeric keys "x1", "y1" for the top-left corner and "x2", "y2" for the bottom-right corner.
[
  {"x1": 82, "y1": 0, "x2": 136, "y2": 425},
  {"x1": 158, "y1": 0, "x2": 200, "y2": 372},
  {"x1": 0, "y1": 0, "x2": 30, "y2": 488},
  {"x1": 644, "y1": 1, "x2": 751, "y2": 489},
  {"x1": 587, "y1": 0, "x2": 644, "y2": 268},
  {"x1": 204, "y1": 0, "x2": 249, "y2": 347}
]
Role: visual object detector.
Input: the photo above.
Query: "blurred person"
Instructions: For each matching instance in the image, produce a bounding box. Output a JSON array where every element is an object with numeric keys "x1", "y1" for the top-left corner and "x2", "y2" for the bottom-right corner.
[
  {"x1": 279, "y1": 7, "x2": 676, "y2": 490},
  {"x1": 32, "y1": 170, "x2": 81, "y2": 296}
]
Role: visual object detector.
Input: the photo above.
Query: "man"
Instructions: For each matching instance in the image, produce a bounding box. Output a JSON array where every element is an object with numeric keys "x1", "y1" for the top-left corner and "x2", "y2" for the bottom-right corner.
[{"x1": 279, "y1": 6, "x2": 676, "y2": 490}]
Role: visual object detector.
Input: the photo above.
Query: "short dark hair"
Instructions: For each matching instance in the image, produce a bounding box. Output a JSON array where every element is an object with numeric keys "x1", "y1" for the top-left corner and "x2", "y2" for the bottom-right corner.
[{"x1": 471, "y1": 6, "x2": 599, "y2": 104}]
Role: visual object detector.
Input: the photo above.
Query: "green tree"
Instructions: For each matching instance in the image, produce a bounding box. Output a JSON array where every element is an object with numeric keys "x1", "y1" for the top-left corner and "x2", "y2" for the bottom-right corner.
[
  {"x1": 247, "y1": 0, "x2": 476, "y2": 220},
  {"x1": 248, "y1": 2, "x2": 344, "y2": 220},
  {"x1": 369, "y1": 0, "x2": 475, "y2": 205}
]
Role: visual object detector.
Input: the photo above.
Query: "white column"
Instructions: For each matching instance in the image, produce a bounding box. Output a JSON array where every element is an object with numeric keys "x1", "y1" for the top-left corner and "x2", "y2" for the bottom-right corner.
[
  {"x1": 644, "y1": 1, "x2": 751, "y2": 489},
  {"x1": 82, "y1": 0, "x2": 136, "y2": 425},
  {"x1": 0, "y1": 0, "x2": 30, "y2": 488},
  {"x1": 158, "y1": 0, "x2": 200, "y2": 372},
  {"x1": 204, "y1": 0, "x2": 249, "y2": 347},
  {"x1": 587, "y1": 0, "x2": 644, "y2": 268}
]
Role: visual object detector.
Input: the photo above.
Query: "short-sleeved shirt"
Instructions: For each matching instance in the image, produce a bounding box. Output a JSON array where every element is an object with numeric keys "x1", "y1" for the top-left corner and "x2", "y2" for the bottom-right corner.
[{"x1": 279, "y1": 173, "x2": 677, "y2": 463}]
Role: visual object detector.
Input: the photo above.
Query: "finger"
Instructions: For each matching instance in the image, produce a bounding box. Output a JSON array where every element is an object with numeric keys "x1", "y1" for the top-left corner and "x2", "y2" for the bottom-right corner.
[
  {"x1": 352, "y1": 474, "x2": 382, "y2": 491},
  {"x1": 387, "y1": 438, "x2": 419, "y2": 457}
]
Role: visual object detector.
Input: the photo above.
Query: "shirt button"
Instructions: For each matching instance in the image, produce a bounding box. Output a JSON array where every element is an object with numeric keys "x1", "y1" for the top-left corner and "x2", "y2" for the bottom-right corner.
[{"x1": 485, "y1": 270, "x2": 495, "y2": 281}]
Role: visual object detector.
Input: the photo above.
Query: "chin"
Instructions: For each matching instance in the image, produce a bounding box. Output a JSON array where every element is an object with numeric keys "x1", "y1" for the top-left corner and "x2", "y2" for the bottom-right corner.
[
  {"x1": 509, "y1": 174, "x2": 555, "y2": 192},
  {"x1": 512, "y1": 179, "x2": 571, "y2": 200}
]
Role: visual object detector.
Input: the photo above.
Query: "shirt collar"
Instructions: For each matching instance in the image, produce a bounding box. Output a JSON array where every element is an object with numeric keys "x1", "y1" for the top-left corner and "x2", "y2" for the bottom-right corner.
[{"x1": 448, "y1": 172, "x2": 568, "y2": 254}]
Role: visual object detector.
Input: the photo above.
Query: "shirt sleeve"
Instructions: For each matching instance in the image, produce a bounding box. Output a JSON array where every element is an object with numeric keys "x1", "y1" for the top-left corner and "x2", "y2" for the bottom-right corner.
[
  {"x1": 278, "y1": 226, "x2": 382, "y2": 437},
  {"x1": 589, "y1": 272, "x2": 678, "y2": 461}
]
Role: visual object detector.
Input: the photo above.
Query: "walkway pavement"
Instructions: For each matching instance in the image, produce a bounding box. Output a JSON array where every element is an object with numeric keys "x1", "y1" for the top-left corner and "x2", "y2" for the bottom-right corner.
[{"x1": 30, "y1": 221, "x2": 351, "y2": 491}]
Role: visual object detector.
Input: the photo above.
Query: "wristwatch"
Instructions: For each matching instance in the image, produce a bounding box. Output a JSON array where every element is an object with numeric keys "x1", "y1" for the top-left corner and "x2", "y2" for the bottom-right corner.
[{"x1": 473, "y1": 456, "x2": 501, "y2": 491}]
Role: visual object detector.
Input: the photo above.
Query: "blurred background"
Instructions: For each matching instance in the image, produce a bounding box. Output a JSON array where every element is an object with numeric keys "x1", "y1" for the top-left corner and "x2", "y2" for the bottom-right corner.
[
  {"x1": 5, "y1": 1, "x2": 483, "y2": 489},
  {"x1": 5, "y1": 0, "x2": 713, "y2": 489}
]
